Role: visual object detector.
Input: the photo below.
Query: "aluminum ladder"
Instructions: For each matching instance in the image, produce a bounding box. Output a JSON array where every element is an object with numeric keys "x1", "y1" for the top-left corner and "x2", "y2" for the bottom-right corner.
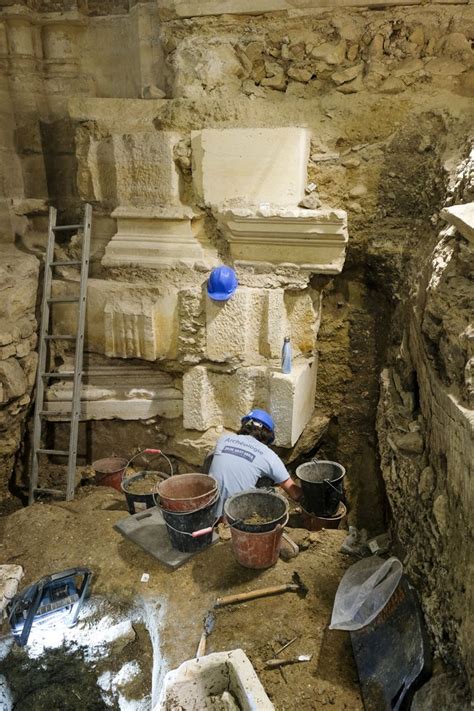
[{"x1": 29, "y1": 204, "x2": 92, "y2": 503}]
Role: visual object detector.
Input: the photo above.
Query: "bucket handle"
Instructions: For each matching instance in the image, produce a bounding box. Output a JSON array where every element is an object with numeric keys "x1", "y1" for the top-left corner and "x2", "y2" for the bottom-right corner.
[
  {"x1": 123, "y1": 448, "x2": 174, "y2": 481},
  {"x1": 323, "y1": 478, "x2": 343, "y2": 494},
  {"x1": 164, "y1": 515, "x2": 246, "y2": 540},
  {"x1": 164, "y1": 517, "x2": 220, "y2": 539}
]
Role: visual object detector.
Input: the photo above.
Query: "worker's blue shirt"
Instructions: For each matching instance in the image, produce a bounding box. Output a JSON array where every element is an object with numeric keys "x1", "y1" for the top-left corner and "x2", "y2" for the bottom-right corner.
[{"x1": 209, "y1": 434, "x2": 290, "y2": 517}]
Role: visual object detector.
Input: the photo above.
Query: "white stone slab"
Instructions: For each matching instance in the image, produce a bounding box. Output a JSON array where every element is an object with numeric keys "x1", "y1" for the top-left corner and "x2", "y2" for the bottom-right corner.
[
  {"x1": 191, "y1": 128, "x2": 310, "y2": 209},
  {"x1": 218, "y1": 206, "x2": 348, "y2": 273},
  {"x1": 44, "y1": 366, "x2": 182, "y2": 421},
  {"x1": 440, "y1": 203, "x2": 474, "y2": 244},
  {"x1": 270, "y1": 359, "x2": 317, "y2": 446}
]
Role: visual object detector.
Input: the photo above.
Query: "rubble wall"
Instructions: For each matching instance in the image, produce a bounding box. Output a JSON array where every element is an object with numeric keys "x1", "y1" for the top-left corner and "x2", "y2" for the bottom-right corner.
[{"x1": 376, "y1": 146, "x2": 473, "y2": 683}]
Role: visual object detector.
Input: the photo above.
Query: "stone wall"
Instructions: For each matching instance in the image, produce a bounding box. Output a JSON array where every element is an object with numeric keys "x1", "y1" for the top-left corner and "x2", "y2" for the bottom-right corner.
[{"x1": 376, "y1": 145, "x2": 473, "y2": 682}]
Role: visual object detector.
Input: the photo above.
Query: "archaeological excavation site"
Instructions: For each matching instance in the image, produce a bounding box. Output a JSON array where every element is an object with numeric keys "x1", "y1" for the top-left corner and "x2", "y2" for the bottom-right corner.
[{"x1": 0, "y1": 0, "x2": 473, "y2": 709}]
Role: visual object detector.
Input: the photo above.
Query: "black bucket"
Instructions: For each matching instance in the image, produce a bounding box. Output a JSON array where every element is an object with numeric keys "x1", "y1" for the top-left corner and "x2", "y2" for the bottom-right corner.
[
  {"x1": 224, "y1": 490, "x2": 289, "y2": 533},
  {"x1": 121, "y1": 471, "x2": 169, "y2": 514},
  {"x1": 161, "y1": 493, "x2": 219, "y2": 553},
  {"x1": 296, "y1": 460, "x2": 346, "y2": 517}
]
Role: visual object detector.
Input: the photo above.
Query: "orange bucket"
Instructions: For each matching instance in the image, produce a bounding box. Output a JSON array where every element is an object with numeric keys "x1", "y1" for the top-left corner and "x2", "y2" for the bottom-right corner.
[{"x1": 92, "y1": 457, "x2": 127, "y2": 492}]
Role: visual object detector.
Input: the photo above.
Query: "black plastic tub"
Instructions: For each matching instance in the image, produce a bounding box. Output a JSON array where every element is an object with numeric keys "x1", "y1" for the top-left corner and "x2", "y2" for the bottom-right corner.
[
  {"x1": 224, "y1": 490, "x2": 289, "y2": 533},
  {"x1": 296, "y1": 460, "x2": 346, "y2": 517},
  {"x1": 161, "y1": 494, "x2": 219, "y2": 553},
  {"x1": 121, "y1": 471, "x2": 169, "y2": 514}
]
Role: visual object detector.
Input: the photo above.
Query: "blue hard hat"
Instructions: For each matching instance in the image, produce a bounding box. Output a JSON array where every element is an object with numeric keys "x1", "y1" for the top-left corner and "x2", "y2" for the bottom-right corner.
[
  {"x1": 207, "y1": 266, "x2": 238, "y2": 301},
  {"x1": 241, "y1": 409, "x2": 275, "y2": 443}
]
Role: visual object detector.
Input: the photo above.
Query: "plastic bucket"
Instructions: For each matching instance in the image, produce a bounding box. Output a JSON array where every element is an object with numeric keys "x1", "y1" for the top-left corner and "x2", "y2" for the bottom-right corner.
[
  {"x1": 161, "y1": 493, "x2": 220, "y2": 553},
  {"x1": 121, "y1": 471, "x2": 169, "y2": 514},
  {"x1": 301, "y1": 501, "x2": 347, "y2": 532},
  {"x1": 224, "y1": 490, "x2": 289, "y2": 533},
  {"x1": 157, "y1": 473, "x2": 218, "y2": 513},
  {"x1": 296, "y1": 460, "x2": 346, "y2": 517},
  {"x1": 93, "y1": 457, "x2": 128, "y2": 492},
  {"x1": 229, "y1": 515, "x2": 289, "y2": 569}
]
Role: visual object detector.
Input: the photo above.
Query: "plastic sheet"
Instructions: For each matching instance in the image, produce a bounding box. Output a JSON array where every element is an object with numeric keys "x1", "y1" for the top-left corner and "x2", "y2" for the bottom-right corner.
[{"x1": 330, "y1": 556, "x2": 403, "y2": 631}]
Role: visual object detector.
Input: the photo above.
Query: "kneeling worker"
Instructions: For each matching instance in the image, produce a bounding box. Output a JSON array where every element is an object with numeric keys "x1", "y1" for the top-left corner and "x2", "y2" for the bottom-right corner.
[{"x1": 208, "y1": 409, "x2": 302, "y2": 517}]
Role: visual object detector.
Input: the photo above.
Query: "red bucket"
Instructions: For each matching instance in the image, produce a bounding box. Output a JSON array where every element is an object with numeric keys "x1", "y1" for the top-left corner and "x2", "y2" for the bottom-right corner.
[
  {"x1": 92, "y1": 457, "x2": 127, "y2": 492},
  {"x1": 157, "y1": 474, "x2": 218, "y2": 513}
]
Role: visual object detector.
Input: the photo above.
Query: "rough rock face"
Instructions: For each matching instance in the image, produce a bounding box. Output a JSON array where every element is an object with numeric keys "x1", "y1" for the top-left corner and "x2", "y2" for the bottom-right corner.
[
  {"x1": 376, "y1": 145, "x2": 473, "y2": 683},
  {"x1": 0, "y1": 246, "x2": 39, "y2": 499}
]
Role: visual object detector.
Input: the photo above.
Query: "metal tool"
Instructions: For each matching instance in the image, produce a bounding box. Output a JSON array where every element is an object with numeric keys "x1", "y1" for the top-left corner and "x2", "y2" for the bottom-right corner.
[
  {"x1": 29, "y1": 204, "x2": 92, "y2": 503},
  {"x1": 195, "y1": 611, "x2": 215, "y2": 658},
  {"x1": 215, "y1": 572, "x2": 308, "y2": 607},
  {"x1": 265, "y1": 655, "x2": 312, "y2": 670},
  {"x1": 7, "y1": 568, "x2": 92, "y2": 647}
]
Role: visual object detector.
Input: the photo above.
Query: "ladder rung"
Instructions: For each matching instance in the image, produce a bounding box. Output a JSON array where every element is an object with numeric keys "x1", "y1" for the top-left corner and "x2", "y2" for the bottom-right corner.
[
  {"x1": 33, "y1": 488, "x2": 65, "y2": 496},
  {"x1": 41, "y1": 371, "x2": 75, "y2": 378},
  {"x1": 48, "y1": 296, "x2": 80, "y2": 303},
  {"x1": 36, "y1": 449, "x2": 70, "y2": 456},
  {"x1": 53, "y1": 224, "x2": 82, "y2": 232},
  {"x1": 44, "y1": 335, "x2": 76, "y2": 340},
  {"x1": 50, "y1": 260, "x2": 82, "y2": 267}
]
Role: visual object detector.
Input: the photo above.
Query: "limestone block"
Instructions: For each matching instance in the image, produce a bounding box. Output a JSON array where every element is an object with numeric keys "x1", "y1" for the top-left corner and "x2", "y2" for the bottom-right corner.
[
  {"x1": 51, "y1": 279, "x2": 178, "y2": 361},
  {"x1": 113, "y1": 132, "x2": 181, "y2": 207},
  {"x1": 102, "y1": 206, "x2": 217, "y2": 269},
  {"x1": 75, "y1": 123, "x2": 182, "y2": 208},
  {"x1": 270, "y1": 359, "x2": 317, "y2": 447},
  {"x1": 217, "y1": 206, "x2": 348, "y2": 274},
  {"x1": 183, "y1": 365, "x2": 268, "y2": 431},
  {"x1": 191, "y1": 128, "x2": 310, "y2": 209},
  {"x1": 0, "y1": 359, "x2": 27, "y2": 403},
  {"x1": 441, "y1": 202, "x2": 474, "y2": 244},
  {"x1": 0, "y1": 246, "x2": 39, "y2": 321},
  {"x1": 205, "y1": 287, "x2": 318, "y2": 364},
  {"x1": 44, "y1": 366, "x2": 182, "y2": 421}
]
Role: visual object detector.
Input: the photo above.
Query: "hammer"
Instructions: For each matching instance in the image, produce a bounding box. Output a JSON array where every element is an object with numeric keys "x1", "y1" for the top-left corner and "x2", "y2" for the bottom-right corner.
[{"x1": 215, "y1": 572, "x2": 308, "y2": 608}]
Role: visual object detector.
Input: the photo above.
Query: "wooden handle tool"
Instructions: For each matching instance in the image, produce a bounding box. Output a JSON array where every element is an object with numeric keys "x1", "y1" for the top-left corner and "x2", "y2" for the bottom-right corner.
[{"x1": 215, "y1": 583, "x2": 299, "y2": 607}]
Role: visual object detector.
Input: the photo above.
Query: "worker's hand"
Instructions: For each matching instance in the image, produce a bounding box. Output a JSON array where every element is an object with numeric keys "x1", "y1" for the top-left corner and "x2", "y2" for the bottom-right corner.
[{"x1": 280, "y1": 478, "x2": 303, "y2": 502}]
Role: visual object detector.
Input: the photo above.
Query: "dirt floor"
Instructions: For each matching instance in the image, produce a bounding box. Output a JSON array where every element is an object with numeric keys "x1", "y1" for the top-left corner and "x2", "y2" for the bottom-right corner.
[{"x1": 0, "y1": 485, "x2": 363, "y2": 710}]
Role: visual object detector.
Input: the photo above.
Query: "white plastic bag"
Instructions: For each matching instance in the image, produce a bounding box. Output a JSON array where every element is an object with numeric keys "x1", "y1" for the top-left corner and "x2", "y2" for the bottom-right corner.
[{"x1": 329, "y1": 556, "x2": 403, "y2": 631}]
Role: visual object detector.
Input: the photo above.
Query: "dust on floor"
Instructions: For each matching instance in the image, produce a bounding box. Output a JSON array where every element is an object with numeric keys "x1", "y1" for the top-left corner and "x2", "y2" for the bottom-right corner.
[{"x1": 0, "y1": 486, "x2": 362, "y2": 710}]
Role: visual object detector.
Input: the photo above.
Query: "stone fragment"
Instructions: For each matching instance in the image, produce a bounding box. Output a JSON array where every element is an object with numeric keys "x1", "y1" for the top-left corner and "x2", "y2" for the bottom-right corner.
[
  {"x1": 346, "y1": 44, "x2": 359, "y2": 62},
  {"x1": 392, "y1": 431, "x2": 424, "y2": 455},
  {"x1": 440, "y1": 203, "x2": 474, "y2": 244},
  {"x1": 392, "y1": 59, "x2": 424, "y2": 78},
  {"x1": 342, "y1": 156, "x2": 361, "y2": 169},
  {"x1": 378, "y1": 77, "x2": 406, "y2": 94},
  {"x1": 311, "y1": 41, "x2": 346, "y2": 65},
  {"x1": 349, "y1": 184, "x2": 367, "y2": 198},
  {"x1": 336, "y1": 75, "x2": 364, "y2": 94},
  {"x1": 418, "y1": 466, "x2": 435, "y2": 499},
  {"x1": 441, "y1": 33, "x2": 472, "y2": 58},
  {"x1": 286, "y1": 412, "x2": 330, "y2": 463},
  {"x1": 0, "y1": 359, "x2": 27, "y2": 402},
  {"x1": 142, "y1": 85, "x2": 166, "y2": 99},
  {"x1": 260, "y1": 65, "x2": 286, "y2": 91},
  {"x1": 331, "y1": 63, "x2": 363, "y2": 86},
  {"x1": 458, "y1": 69, "x2": 474, "y2": 97},
  {"x1": 425, "y1": 58, "x2": 466, "y2": 76},
  {"x1": 241, "y1": 79, "x2": 266, "y2": 98},
  {"x1": 287, "y1": 66, "x2": 313, "y2": 83},
  {"x1": 409, "y1": 27, "x2": 424, "y2": 47},
  {"x1": 433, "y1": 494, "x2": 447, "y2": 533},
  {"x1": 299, "y1": 193, "x2": 322, "y2": 209},
  {"x1": 244, "y1": 41, "x2": 265, "y2": 63}
]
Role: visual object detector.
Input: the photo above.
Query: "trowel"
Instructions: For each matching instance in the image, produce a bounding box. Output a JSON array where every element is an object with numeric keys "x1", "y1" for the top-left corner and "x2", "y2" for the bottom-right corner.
[{"x1": 195, "y1": 611, "x2": 216, "y2": 658}]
